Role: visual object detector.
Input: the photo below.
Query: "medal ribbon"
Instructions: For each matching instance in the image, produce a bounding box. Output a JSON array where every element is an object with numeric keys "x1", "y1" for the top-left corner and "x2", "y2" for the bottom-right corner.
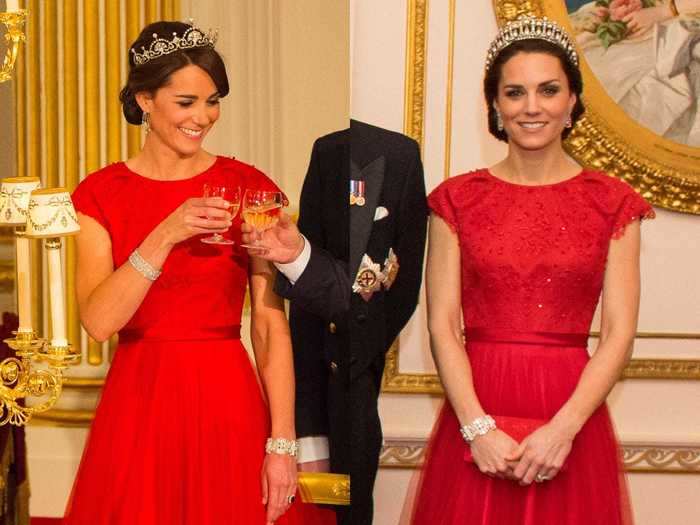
[{"x1": 349, "y1": 180, "x2": 365, "y2": 204}]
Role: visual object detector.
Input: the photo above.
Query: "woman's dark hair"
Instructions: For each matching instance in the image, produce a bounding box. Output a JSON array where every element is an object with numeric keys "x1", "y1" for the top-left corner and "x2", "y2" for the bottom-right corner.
[
  {"x1": 483, "y1": 39, "x2": 584, "y2": 143},
  {"x1": 120, "y1": 21, "x2": 229, "y2": 125}
]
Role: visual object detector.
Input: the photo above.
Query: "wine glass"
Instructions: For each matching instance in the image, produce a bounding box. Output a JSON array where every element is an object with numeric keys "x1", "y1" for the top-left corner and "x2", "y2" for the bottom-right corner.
[
  {"x1": 239, "y1": 189, "x2": 286, "y2": 249},
  {"x1": 201, "y1": 183, "x2": 241, "y2": 245}
]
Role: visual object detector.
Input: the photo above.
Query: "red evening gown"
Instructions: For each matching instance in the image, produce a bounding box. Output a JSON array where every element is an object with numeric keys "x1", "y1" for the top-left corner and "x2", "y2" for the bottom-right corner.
[
  {"x1": 64, "y1": 156, "x2": 335, "y2": 525},
  {"x1": 411, "y1": 169, "x2": 654, "y2": 525}
]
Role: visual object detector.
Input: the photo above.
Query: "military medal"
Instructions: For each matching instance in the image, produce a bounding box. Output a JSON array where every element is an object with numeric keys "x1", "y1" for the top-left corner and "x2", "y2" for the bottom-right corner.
[
  {"x1": 353, "y1": 254, "x2": 384, "y2": 301},
  {"x1": 350, "y1": 180, "x2": 366, "y2": 206},
  {"x1": 382, "y1": 248, "x2": 400, "y2": 290}
]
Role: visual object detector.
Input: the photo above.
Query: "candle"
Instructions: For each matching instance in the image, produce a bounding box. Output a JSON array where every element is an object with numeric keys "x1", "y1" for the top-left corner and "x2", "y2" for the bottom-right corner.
[
  {"x1": 15, "y1": 236, "x2": 32, "y2": 333},
  {"x1": 5, "y1": 0, "x2": 19, "y2": 12},
  {"x1": 47, "y1": 242, "x2": 68, "y2": 347}
]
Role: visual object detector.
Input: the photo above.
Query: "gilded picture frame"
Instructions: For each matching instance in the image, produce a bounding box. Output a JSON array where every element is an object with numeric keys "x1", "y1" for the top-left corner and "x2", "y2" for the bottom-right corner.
[
  {"x1": 493, "y1": 0, "x2": 700, "y2": 215},
  {"x1": 381, "y1": 0, "x2": 700, "y2": 396}
]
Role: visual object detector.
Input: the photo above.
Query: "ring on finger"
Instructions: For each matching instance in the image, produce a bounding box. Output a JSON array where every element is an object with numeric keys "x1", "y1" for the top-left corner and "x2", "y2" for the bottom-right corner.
[
  {"x1": 286, "y1": 494, "x2": 295, "y2": 505},
  {"x1": 535, "y1": 473, "x2": 551, "y2": 483}
]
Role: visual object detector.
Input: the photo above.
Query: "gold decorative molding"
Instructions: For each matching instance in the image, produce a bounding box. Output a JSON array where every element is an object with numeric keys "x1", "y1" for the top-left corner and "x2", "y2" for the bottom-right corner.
[
  {"x1": 492, "y1": 0, "x2": 542, "y2": 22},
  {"x1": 403, "y1": 0, "x2": 428, "y2": 147},
  {"x1": 383, "y1": 336, "x2": 700, "y2": 395},
  {"x1": 380, "y1": 438, "x2": 425, "y2": 468},
  {"x1": 29, "y1": 409, "x2": 95, "y2": 427},
  {"x1": 383, "y1": 330, "x2": 700, "y2": 394},
  {"x1": 62, "y1": 377, "x2": 104, "y2": 389},
  {"x1": 382, "y1": 340, "x2": 442, "y2": 395},
  {"x1": 622, "y1": 359, "x2": 700, "y2": 380},
  {"x1": 622, "y1": 443, "x2": 700, "y2": 473},
  {"x1": 492, "y1": 0, "x2": 700, "y2": 214},
  {"x1": 601, "y1": 332, "x2": 700, "y2": 340},
  {"x1": 380, "y1": 438, "x2": 700, "y2": 473}
]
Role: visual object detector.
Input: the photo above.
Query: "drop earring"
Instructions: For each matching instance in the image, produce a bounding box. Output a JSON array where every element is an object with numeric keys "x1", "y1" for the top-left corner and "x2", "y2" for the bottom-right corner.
[
  {"x1": 142, "y1": 111, "x2": 151, "y2": 133},
  {"x1": 496, "y1": 111, "x2": 504, "y2": 131}
]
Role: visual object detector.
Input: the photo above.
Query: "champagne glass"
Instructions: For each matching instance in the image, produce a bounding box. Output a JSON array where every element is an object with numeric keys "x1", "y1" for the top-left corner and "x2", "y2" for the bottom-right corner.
[
  {"x1": 239, "y1": 189, "x2": 286, "y2": 249},
  {"x1": 201, "y1": 183, "x2": 241, "y2": 245}
]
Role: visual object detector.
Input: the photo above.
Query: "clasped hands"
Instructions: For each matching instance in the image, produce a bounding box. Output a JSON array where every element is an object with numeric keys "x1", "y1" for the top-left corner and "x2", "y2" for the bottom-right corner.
[{"x1": 469, "y1": 422, "x2": 573, "y2": 485}]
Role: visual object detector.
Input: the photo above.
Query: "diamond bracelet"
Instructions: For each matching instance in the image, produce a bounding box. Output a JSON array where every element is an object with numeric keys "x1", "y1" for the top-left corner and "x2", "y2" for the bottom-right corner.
[
  {"x1": 128, "y1": 249, "x2": 162, "y2": 282},
  {"x1": 265, "y1": 437, "x2": 299, "y2": 457},
  {"x1": 459, "y1": 415, "x2": 496, "y2": 442}
]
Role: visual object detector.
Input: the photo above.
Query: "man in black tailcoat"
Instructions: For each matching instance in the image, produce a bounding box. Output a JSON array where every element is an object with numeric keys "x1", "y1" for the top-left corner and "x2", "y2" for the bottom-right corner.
[{"x1": 242, "y1": 119, "x2": 427, "y2": 525}]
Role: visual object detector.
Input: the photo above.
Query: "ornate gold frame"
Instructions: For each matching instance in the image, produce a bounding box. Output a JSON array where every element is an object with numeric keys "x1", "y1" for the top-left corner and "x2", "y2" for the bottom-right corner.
[
  {"x1": 380, "y1": 438, "x2": 700, "y2": 473},
  {"x1": 403, "y1": 0, "x2": 428, "y2": 148},
  {"x1": 383, "y1": 333, "x2": 700, "y2": 395},
  {"x1": 492, "y1": 0, "x2": 699, "y2": 214},
  {"x1": 382, "y1": 0, "x2": 700, "y2": 395}
]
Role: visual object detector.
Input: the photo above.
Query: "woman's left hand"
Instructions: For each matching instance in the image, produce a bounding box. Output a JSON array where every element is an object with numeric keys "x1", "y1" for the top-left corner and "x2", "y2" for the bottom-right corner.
[
  {"x1": 262, "y1": 453, "x2": 298, "y2": 525},
  {"x1": 262, "y1": 454, "x2": 297, "y2": 525},
  {"x1": 506, "y1": 421, "x2": 575, "y2": 485}
]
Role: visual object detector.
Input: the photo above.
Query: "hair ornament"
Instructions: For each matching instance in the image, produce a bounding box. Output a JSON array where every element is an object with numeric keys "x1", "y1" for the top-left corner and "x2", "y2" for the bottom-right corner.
[
  {"x1": 485, "y1": 15, "x2": 578, "y2": 72},
  {"x1": 130, "y1": 19, "x2": 218, "y2": 66}
]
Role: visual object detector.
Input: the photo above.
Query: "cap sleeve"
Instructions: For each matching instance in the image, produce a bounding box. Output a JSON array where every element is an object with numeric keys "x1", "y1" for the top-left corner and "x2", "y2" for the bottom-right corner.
[
  {"x1": 611, "y1": 184, "x2": 655, "y2": 240},
  {"x1": 71, "y1": 174, "x2": 110, "y2": 232},
  {"x1": 428, "y1": 180, "x2": 460, "y2": 233}
]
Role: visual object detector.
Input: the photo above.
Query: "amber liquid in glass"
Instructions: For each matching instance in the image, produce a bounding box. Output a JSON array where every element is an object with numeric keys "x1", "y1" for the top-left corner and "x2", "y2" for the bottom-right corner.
[
  {"x1": 242, "y1": 203, "x2": 282, "y2": 230},
  {"x1": 239, "y1": 189, "x2": 286, "y2": 249}
]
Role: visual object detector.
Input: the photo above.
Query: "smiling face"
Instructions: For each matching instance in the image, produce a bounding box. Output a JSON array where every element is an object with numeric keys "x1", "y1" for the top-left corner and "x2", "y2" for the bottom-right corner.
[
  {"x1": 494, "y1": 52, "x2": 576, "y2": 151},
  {"x1": 137, "y1": 64, "x2": 221, "y2": 158}
]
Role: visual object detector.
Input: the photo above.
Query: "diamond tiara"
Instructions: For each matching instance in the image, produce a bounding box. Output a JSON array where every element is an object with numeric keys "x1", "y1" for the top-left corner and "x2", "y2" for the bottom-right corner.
[
  {"x1": 130, "y1": 20, "x2": 218, "y2": 66},
  {"x1": 485, "y1": 16, "x2": 578, "y2": 72}
]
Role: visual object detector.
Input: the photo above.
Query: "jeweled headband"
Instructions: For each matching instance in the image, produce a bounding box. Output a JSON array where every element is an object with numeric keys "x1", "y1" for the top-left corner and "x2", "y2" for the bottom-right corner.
[
  {"x1": 485, "y1": 15, "x2": 578, "y2": 72},
  {"x1": 130, "y1": 19, "x2": 218, "y2": 66}
]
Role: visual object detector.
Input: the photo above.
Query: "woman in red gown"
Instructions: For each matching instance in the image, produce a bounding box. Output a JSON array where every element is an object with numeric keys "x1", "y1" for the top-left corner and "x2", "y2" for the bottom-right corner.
[
  {"x1": 411, "y1": 17, "x2": 653, "y2": 525},
  {"x1": 64, "y1": 21, "x2": 334, "y2": 525}
]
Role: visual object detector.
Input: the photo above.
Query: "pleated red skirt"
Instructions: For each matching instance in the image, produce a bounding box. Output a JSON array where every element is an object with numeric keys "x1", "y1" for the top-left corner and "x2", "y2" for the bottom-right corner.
[
  {"x1": 63, "y1": 339, "x2": 335, "y2": 525},
  {"x1": 411, "y1": 338, "x2": 633, "y2": 525}
]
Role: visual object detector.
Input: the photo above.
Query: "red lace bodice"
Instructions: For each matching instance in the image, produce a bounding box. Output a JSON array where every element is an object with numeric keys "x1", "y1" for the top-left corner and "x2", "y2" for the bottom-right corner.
[{"x1": 428, "y1": 169, "x2": 654, "y2": 334}]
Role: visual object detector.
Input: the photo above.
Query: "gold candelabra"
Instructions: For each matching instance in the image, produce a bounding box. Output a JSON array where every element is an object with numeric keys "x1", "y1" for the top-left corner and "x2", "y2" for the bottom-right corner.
[
  {"x1": 0, "y1": 6, "x2": 26, "y2": 84},
  {"x1": 0, "y1": 6, "x2": 80, "y2": 426}
]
